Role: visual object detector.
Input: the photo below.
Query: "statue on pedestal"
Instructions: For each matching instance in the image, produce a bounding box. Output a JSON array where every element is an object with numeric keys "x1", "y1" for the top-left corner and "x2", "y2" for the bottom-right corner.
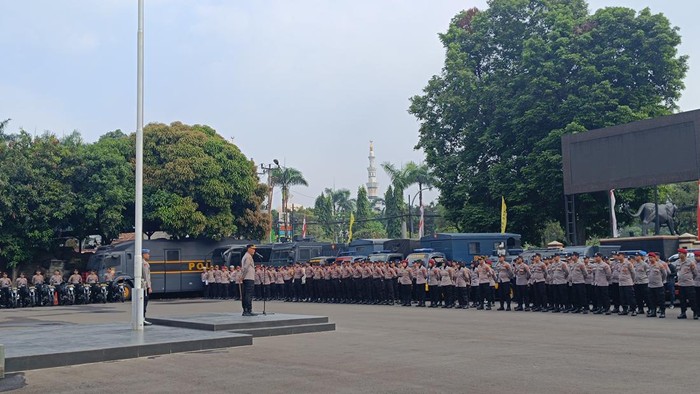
[{"x1": 622, "y1": 201, "x2": 679, "y2": 236}]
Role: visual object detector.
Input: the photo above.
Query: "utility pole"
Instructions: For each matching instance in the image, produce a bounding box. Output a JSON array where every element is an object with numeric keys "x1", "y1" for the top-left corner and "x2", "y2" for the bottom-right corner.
[
  {"x1": 407, "y1": 193, "x2": 412, "y2": 239},
  {"x1": 290, "y1": 204, "x2": 295, "y2": 240},
  {"x1": 260, "y1": 160, "x2": 280, "y2": 243}
]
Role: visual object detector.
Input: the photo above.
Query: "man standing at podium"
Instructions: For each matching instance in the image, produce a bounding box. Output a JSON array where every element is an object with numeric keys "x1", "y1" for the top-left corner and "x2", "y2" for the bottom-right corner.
[{"x1": 241, "y1": 244, "x2": 258, "y2": 316}]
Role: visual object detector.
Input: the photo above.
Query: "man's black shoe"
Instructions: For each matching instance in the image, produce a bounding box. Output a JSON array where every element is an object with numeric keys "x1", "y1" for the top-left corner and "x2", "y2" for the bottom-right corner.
[{"x1": 242, "y1": 311, "x2": 253, "y2": 316}]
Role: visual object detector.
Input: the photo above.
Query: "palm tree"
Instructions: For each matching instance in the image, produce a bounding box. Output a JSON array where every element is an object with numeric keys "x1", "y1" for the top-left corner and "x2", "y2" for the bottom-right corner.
[
  {"x1": 324, "y1": 188, "x2": 355, "y2": 216},
  {"x1": 381, "y1": 162, "x2": 412, "y2": 192},
  {"x1": 383, "y1": 161, "x2": 436, "y2": 207},
  {"x1": 381, "y1": 162, "x2": 412, "y2": 237},
  {"x1": 407, "y1": 162, "x2": 437, "y2": 209},
  {"x1": 382, "y1": 161, "x2": 437, "y2": 238},
  {"x1": 0, "y1": 118, "x2": 10, "y2": 134},
  {"x1": 271, "y1": 167, "x2": 308, "y2": 237}
]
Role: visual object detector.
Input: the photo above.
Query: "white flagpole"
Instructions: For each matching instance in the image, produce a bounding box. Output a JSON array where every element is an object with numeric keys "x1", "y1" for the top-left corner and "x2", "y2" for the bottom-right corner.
[{"x1": 132, "y1": 0, "x2": 145, "y2": 330}]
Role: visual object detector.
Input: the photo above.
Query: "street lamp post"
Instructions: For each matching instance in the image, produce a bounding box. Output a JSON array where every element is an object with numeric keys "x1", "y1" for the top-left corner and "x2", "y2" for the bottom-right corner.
[
  {"x1": 260, "y1": 160, "x2": 280, "y2": 243},
  {"x1": 407, "y1": 187, "x2": 431, "y2": 239}
]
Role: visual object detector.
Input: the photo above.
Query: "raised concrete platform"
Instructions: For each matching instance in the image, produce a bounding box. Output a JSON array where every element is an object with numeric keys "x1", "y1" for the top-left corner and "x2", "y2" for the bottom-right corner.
[
  {"x1": 149, "y1": 313, "x2": 336, "y2": 337},
  {"x1": 0, "y1": 343, "x2": 4, "y2": 379},
  {"x1": 3, "y1": 324, "x2": 251, "y2": 373}
]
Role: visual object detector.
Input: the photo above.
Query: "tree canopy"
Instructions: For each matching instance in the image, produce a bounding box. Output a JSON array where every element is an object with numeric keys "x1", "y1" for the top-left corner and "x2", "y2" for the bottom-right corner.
[
  {"x1": 142, "y1": 122, "x2": 268, "y2": 240},
  {"x1": 0, "y1": 120, "x2": 268, "y2": 270},
  {"x1": 410, "y1": 0, "x2": 688, "y2": 243}
]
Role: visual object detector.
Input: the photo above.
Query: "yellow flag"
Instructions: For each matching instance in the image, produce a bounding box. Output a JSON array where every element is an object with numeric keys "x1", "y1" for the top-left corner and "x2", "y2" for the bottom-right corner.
[
  {"x1": 501, "y1": 196, "x2": 507, "y2": 233},
  {"x1": 348, "y1": 212, "x2": 355, "y2": 242}
]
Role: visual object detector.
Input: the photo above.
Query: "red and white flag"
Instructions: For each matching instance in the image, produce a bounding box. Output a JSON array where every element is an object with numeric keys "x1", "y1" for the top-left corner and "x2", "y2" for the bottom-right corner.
[
  {"x1": 610, "y1": 189, "x2": 619, "y2": 238},
  {"x1": 418, "y1": 205, "x2": 425, "y2": 238},
  {"x1": 302, "y1": 215, "x2": 307, "y2": 239}
]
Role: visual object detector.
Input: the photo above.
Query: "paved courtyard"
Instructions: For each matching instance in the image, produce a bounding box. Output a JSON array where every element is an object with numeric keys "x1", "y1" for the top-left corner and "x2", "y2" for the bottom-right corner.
[{"x1": 2, "y1": 299, "x2": 698, "y2": 393}]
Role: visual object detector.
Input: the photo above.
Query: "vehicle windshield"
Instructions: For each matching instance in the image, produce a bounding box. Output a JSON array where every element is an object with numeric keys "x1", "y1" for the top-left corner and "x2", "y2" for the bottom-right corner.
[
  {"x1": 369, "y1": 254, "x2": 390, "y2": 262},
  {"x1": 86, "y1": 253, "x2": 104, "y2": 271},
  {"x1": 406, "y1": 253, "x2": 427, "y2": 263}
]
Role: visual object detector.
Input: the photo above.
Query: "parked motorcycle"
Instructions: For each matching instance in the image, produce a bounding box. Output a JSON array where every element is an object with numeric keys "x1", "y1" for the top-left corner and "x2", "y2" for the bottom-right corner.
[
  {"x1": 110, "y1": 282, "x2": 126, "y2": 303},
  {"x1": 45, "y1": 285, "x2": 56, "y2": 306},
  {"x1": 77, "y1": 283, "x2": 91, "y2": 305},
  {"x1": 17, "y1": 285, "x2": 33, "y2": 307},
  {"x1": 8, "y1": 287, "x2": 20, "y2": 308},
  {"x1": 27, "y1": 286, "x2": 38, "y2": 307},
  {"x1": 0, "y1": 287, "x2": 11, "y2": 308},
  {"x1": 63, "y1": 284, "x2": 76, "y2": 305},
  {"x1": 94, "y1": 283, "x2": 109, "y2": 304}
]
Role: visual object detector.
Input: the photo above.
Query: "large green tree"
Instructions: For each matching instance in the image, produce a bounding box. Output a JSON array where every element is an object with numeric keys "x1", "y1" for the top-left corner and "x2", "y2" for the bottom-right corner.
[
  {"x1": 352, "y1": 186, "x2": 388, "y2": 239},
  {"x1": 354, "y1": 186, "x2": 371, "y2": 234},
  {"x1": 410, "y1": 0, "x2": 687, "y2": 243},
  {"x1": 0, "y1": 120, "x2": 268, "y2": 272},
  {"x1": 314, "y1": 192, "x2": 335, "y2": 241},
  {"x1": 63, "y1": 130, "x2": 134, "y2": 246},
  {"x1": 143, "y1": 121, "x2": 268, "y2": 240},
  {"x1": 0, "y1": 128, "x2": 77, "y2": 269},
  {"x1": 384, "y1": 185, "x2": 402, "y2": 238}
]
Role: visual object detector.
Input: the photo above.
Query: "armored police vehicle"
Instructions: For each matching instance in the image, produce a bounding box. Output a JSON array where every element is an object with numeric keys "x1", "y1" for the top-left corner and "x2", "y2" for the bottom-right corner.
[{"x1": 86, "y1": 238, "x2": 251, "y2": 298}]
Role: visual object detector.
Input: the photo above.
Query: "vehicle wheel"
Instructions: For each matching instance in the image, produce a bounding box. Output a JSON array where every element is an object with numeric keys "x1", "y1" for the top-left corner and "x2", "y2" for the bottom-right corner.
[{"x1": 121, "y1": 283, "x2": 132, "y2": 302}]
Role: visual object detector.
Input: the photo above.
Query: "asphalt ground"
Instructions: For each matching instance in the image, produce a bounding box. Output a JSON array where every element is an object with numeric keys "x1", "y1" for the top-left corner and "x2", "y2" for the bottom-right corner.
[{"x1": 2, "y1": 299, "x2": 699, "y2": 394}]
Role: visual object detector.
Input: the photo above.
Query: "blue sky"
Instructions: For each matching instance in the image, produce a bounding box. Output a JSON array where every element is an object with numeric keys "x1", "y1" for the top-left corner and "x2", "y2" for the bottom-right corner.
[{"x1": 1, "y1": 0, "x2": 698, "y2": 209}]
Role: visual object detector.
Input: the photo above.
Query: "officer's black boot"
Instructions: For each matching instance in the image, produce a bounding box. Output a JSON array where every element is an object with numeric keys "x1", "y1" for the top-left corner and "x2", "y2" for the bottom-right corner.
[
  {"x1": 677, "y1": 309, "x2": 687, "y2": 319},
  {"x1": 619, "y1": 306, "x2": 628, "y2": 316},
  {"x1": 646, "y1": 308, "x2": 656, "y2": 317},
  {"x1": 658, "y1": 309, "x2": 665, "y2": 318}
]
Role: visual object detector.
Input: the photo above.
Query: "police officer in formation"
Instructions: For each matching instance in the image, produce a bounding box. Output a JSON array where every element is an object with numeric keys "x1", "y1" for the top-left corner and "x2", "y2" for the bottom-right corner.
[
  {"x1": 203, "y1": 248, "x2": 695, "y2": 322},
  {"x1": 676, "y1": 248, "x2": 698, "y2": 319}
]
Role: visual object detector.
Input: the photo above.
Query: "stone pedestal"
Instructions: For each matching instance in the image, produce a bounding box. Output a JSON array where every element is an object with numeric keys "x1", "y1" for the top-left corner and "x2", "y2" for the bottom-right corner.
[
  {"x1": 678, "y1": 233, "x2": 698, "y2": 250},
  {"x1": 547, "y1": 241, "x2": 564, "y2": 250}
]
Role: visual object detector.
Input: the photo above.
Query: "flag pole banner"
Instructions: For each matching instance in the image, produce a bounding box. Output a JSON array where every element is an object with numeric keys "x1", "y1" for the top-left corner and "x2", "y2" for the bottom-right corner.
[
  {"x1": 418, "y1": 205, "x2": 425, "y2": 238},
  {"x1": 610, "y1": 189, "x2": 619, "y2": 238},
  {"x1": 500, "y1": 196, "x2": 507, "y2": 234},
  {"x1": 348, "y1": 213, "x2": 355, "y2": 243}
]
